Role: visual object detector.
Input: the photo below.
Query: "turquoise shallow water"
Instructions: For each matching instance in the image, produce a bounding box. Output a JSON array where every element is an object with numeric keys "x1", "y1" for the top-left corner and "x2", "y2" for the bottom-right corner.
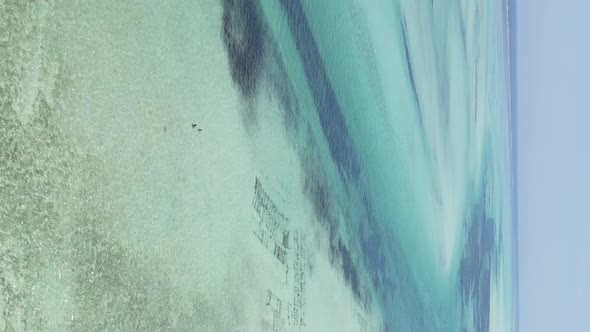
[
  {"x1": 0, "y1": 0, "x2": 514, "y2": 330},
  {"x1": 256, "y1": 0, "x2": 515, "y2": 330}
]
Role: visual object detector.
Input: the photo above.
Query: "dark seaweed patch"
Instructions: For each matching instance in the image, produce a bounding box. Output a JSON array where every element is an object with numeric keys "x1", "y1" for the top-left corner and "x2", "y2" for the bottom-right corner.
[
  {"x1": 337, "y1": 238, "x2": 361, "y2": 298},
  {"x1": 278, "y1": 0, "x2": 360, "y2": 183},
  {"x1": 221, "y1": 0, "x2": 264, "y2": 98},
  {"x1": 459, "y1": 179, "x2": 496, "y2": 332},
  {"x1": 303, "y1": 173, "x2": 333, "y2": 225},
  {"x1": 401, "y1": 15, "x2": 423, "y2": 130},
  {"x1": 301, "y1": 162, "x2": 367, "y2": 304}
]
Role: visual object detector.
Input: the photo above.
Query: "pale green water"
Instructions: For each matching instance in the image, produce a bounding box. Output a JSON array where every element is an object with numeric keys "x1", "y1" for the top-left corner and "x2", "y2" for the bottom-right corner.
[{"x1": 0, "y1": 0, "x2": 514, "y2": 331}]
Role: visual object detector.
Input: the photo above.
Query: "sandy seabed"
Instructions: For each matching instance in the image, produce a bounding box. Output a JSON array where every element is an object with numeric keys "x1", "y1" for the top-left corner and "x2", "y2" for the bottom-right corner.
[{"x1": 0, "y1": 0, "x2": 381, "y2": 331}]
